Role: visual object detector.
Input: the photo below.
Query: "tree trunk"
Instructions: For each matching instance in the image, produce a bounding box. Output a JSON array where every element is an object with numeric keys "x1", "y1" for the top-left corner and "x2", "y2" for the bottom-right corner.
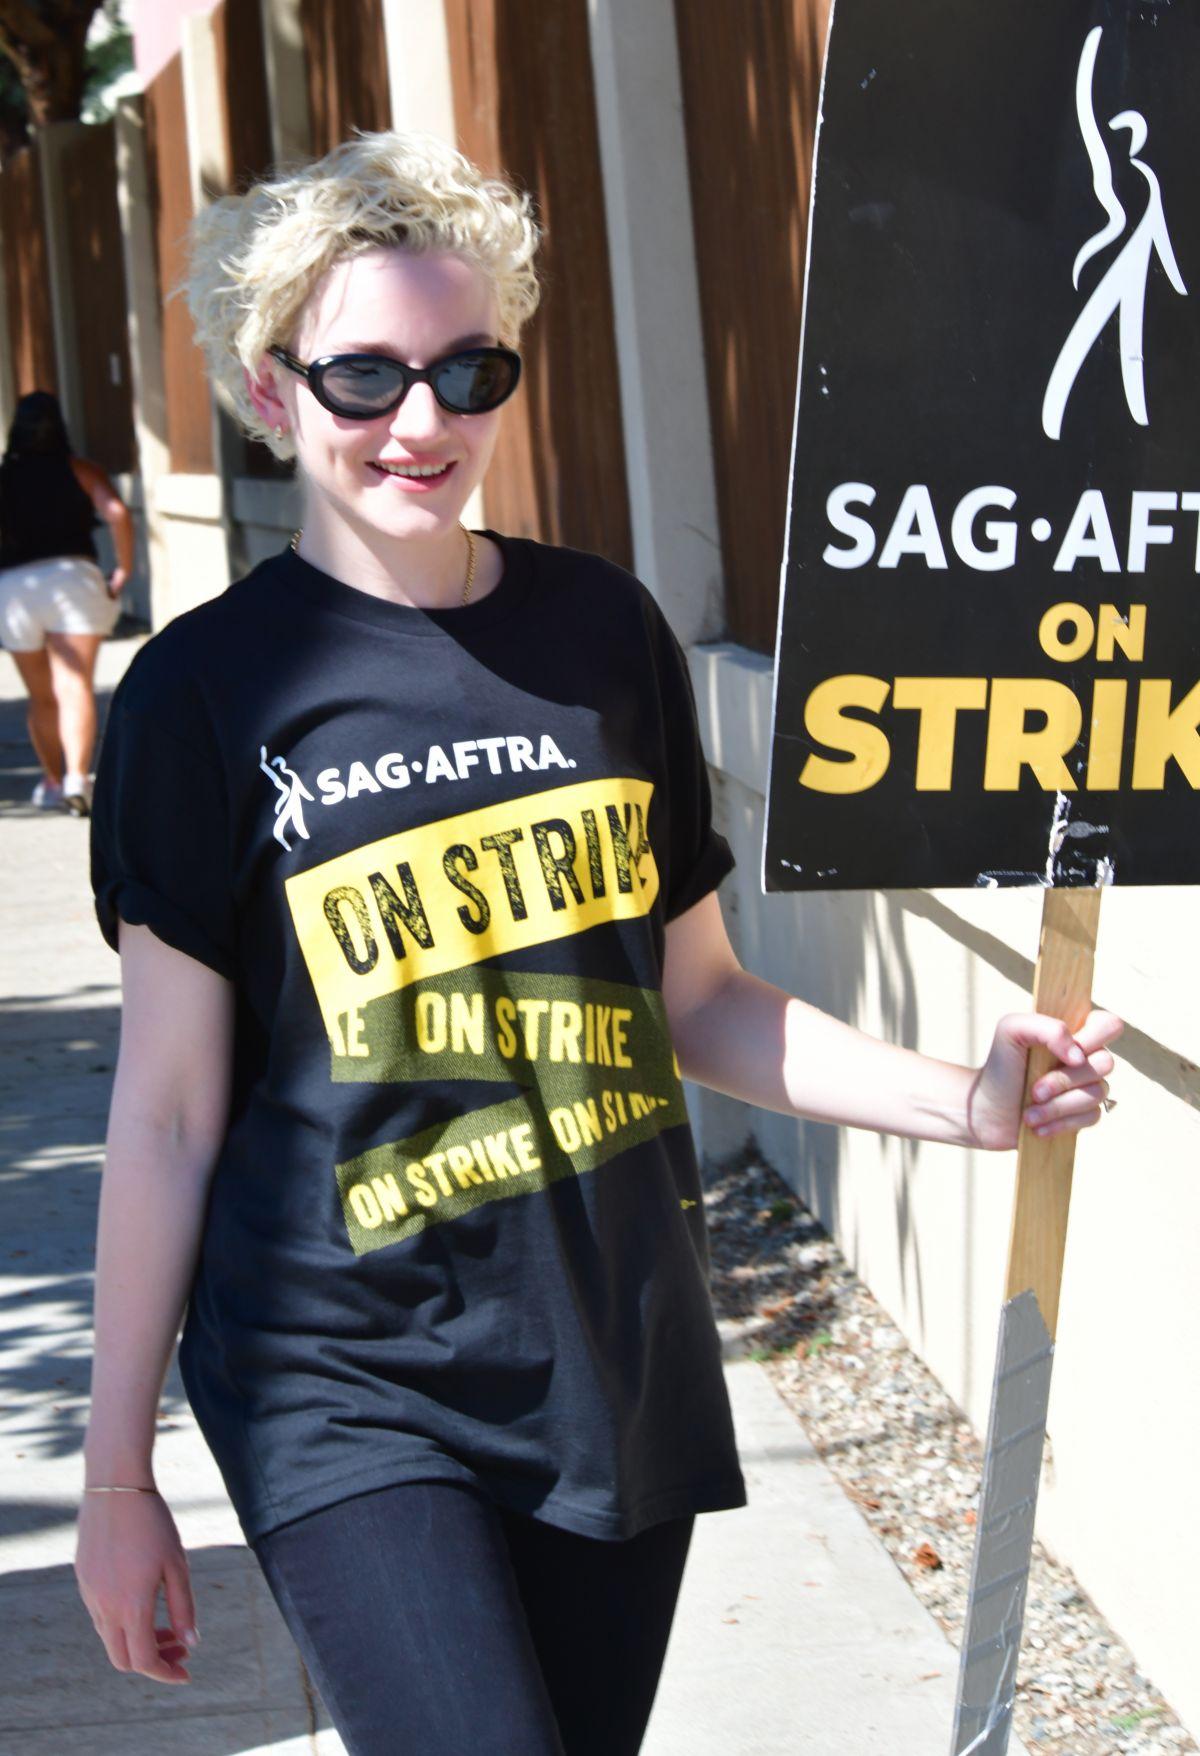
[
  {"x1": 0, "y1": 100, "x2": 29, "y2": 158},
  {"x1": 0, "y1": 0, "x2": 100, "y2": 126}
]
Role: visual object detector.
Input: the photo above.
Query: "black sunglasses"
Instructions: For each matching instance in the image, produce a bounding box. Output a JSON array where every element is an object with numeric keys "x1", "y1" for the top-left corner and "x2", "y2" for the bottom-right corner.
[{"x1": 268, "y1": 344, "x2": 521, "y2": 420}]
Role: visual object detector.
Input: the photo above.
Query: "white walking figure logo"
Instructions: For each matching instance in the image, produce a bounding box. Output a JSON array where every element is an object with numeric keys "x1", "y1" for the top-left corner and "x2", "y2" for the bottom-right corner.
[
  {"x1": 259, "y1": 745, "x2": 314, "y2": 850},
  {"x1": 1041, "y1": 24, "x2": 1186, "y2": 442}
]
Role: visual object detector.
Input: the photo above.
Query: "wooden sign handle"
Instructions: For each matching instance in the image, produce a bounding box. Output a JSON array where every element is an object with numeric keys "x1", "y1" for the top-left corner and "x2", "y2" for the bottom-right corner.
[{"x1": 1004, "y1": 886, "x2": 1103, "y2": 1340}]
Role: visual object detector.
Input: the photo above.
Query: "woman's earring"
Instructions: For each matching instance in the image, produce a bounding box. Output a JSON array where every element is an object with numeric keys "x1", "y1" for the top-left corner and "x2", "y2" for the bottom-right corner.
[{"x1": 274, "y1": 425, "x2": 284, "y2": 440}]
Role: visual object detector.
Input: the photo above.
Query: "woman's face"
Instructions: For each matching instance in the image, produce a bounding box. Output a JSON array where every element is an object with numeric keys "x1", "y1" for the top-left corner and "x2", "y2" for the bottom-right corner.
[{"x1": 272, "y1": 246, "x2": 505, "y2": 548}]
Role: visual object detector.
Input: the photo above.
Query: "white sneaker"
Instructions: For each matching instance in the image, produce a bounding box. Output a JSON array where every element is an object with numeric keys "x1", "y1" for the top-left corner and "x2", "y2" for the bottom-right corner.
[
  {"x1": 31, "y1": 777, "x2": 63, "y2": 809},
  {"x1": 62, "y1": 775, "x2": 93, "y2": 818}
]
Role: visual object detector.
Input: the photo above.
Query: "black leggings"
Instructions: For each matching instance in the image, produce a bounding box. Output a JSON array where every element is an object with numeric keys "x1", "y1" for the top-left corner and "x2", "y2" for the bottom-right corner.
[{"x1": 251, "y1": 1479, "x2": 694, "y2": 1756}]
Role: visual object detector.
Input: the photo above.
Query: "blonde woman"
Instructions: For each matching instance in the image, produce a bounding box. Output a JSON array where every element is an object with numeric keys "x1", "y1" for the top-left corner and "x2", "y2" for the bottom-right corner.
[{"x1": 75, "y1": 131, "x2": 1121, "y2": 1755}]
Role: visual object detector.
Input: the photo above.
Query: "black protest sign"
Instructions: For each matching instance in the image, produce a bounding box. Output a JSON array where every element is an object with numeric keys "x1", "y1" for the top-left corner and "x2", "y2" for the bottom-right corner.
[{"x1": 763, "y1": 0, "x2": 1198, "y2": 892}]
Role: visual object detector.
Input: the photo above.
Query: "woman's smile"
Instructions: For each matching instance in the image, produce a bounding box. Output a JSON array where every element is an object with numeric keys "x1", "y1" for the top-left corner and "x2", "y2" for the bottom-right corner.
[{"x1": 367, "y1": 456, "x2": 459, "y2": 491}]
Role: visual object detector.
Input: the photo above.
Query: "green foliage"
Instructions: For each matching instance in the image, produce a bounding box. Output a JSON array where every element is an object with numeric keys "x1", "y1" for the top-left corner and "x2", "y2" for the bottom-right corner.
[
  {"x1": 82, "y1": 0, "x2": 132, "y2": 121},
  {"x1": 0, "y1": 46, "x2": 28, "y2": 153},
  {"x1": 0, "y1": 0, "x2": 131, "y2": 135},
  {"x1": 0, "y1": 45, "x2": 21, "y2": 108},
  {"x1": 748, "y1": 1343, "x2": 795, "y2": 1363}
]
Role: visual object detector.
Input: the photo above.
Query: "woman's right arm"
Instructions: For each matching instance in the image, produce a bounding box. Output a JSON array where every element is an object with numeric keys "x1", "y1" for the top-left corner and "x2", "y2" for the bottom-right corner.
[
  {"x1": 75, "y1": 920, "x2": 234, "y2": 1685},
  {"x1": 72, "y1": 456, "x2": 135, "y2": 595}
]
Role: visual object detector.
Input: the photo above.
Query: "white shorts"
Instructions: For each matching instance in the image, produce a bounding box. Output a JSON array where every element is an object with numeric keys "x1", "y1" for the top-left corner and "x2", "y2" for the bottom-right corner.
[{"x1": 0, "y1": 556, "x2": 120, "y2": 652}]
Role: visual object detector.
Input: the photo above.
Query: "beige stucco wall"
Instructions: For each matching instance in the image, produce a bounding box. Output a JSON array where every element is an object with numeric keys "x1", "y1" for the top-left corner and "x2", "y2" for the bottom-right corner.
[{"x1": 691, "y1": 649, "x2": 1200, "y2": 1735}]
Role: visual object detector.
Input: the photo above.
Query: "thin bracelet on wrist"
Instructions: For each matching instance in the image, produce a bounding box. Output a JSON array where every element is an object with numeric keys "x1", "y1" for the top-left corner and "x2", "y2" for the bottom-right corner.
[{"x1": 84, "y1": 1484, "x2": 160, "y2": 1494}]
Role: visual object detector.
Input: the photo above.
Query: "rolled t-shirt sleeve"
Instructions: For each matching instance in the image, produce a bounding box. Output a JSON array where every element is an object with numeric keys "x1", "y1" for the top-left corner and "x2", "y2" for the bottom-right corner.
[
  {"x1": 647, "y1": 604, "x2": 736, "y2": 921},
  {"x1": 90, "y1": 690, "x2": 236, "y2": 979}
]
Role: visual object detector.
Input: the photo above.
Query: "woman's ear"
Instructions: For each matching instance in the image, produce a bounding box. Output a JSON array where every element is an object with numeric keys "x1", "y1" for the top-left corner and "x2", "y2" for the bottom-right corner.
[{"x1": 244, "y1": 360, "x2": 289, "y2": 433}]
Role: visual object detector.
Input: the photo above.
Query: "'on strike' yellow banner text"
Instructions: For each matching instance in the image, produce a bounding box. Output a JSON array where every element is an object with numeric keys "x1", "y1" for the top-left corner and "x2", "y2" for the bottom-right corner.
[{"x1": 285, "y1": 776, "x2": 659, "y2": 1044}]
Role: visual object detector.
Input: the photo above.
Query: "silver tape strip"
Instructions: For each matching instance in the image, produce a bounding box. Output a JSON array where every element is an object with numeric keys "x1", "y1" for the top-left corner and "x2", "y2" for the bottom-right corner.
[{"x1": 950, "y1": 1290, "x2": 1054, "y2": 1756}]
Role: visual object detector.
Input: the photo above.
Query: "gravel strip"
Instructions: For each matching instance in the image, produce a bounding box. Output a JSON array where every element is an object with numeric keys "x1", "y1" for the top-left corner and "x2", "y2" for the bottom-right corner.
[{"x1": 704, "y1": 1149, "x2": 1196, "y2": 1754}]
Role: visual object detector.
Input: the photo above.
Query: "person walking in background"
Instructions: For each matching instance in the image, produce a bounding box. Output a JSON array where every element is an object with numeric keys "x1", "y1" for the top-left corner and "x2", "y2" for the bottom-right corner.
[{"x1": 0, "y1": 390, "x2": 134, "y2": 816}]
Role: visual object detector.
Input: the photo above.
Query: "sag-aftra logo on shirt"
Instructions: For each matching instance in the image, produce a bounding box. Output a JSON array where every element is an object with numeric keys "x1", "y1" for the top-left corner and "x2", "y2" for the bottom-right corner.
[{"x1": 258, "y1": 731, "x2": 578, "y2": 852}]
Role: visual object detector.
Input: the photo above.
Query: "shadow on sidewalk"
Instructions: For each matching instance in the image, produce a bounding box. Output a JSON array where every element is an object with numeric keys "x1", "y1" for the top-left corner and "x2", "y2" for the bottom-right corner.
[
  {"x1": 0, "y1": 634, "x2": 344, "y2": 1752},
  {"x1": 0, "y1": 995, "x2": 197, "y2": 1511},
  {"x1": 1, "y1": 1547, "x2": 327, "y2": 1753},
  {"x1": 0, "y1": 637, "x2": 195, "y2": 1536},
  {"x1": 0, "y1": 642, "x2": 134, "y2": 807}
]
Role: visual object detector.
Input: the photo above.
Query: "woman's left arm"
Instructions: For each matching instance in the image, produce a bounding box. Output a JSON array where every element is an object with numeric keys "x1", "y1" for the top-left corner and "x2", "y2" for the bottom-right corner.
[{"x1": 662, "y1": 892, "x2": 1122, "y2": 1151}]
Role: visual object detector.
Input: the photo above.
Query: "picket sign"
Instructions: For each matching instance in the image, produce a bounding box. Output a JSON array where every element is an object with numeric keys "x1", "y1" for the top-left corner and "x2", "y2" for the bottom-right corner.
[
  {"x1": 1006, "y1": 887, "x2": 1103, "y2": 1332},
  {"x1": 950, "y1": 886, "x2": 1102, "y2": 1756},
  {"x1": 759, "y1": 0, "x2": 1192, "y2": 1744}
]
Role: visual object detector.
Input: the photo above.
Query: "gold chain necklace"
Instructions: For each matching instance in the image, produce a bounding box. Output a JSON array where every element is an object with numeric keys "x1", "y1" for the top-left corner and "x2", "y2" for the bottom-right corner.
[{"x1": 289, "y1": 525, "x2": 477, "y2": 605}]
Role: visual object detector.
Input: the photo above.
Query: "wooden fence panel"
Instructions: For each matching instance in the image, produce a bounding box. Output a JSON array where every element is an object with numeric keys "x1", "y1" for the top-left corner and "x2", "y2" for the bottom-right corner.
[
  {"x1": 214, "y1": 0, "x2": 289, "y2": 480},
  {"x1": 1, "y1": 143, "x2": 57, "y2": 401},
  {"x1": 674, "y1": 0, "x2": 831, "y2": 652},
  {"x1": 300, "y1": 0, "x2": 392, "y2": 157},
  {"x1": 215, "y1": 0, "x2": 274, "y2": 192},
  {"x1": 144, "y1": 52, "x2": 213, "y2": 474},
  {"x1": 57, "y1": 122, "x2": 135, "y2": 474},
  {"x1": 444, "y1": 0, "x2": 632, "y2": 568}
]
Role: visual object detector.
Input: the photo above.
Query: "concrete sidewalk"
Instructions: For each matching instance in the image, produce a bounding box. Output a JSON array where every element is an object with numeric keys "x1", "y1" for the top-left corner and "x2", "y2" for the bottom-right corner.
[{"x1": 0, "y1": 632, "x2": 1023, "y2": 1754}]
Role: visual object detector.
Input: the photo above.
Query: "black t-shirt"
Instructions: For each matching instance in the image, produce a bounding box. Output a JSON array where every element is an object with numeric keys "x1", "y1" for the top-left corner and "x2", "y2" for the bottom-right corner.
[
  {"x1": 0, "y1": 453, "x2": 98, "y2": 566},
  {"x1": 90, "y1": 532, "x2": 745, "y2": 1544}
]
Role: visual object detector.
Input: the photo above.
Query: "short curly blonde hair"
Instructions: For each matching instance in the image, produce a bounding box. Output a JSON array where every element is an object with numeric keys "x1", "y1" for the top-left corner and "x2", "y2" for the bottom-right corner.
[{"x1": 185, "y1": 130, "x2": 541, "y2": 459}]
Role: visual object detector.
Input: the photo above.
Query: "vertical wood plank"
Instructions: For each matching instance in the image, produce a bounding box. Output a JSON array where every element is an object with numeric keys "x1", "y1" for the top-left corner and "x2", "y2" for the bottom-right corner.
[
  {"x1": 145, "y1": 54, "x2": 214, "y2": 474},
  {"x1": 1004, "y1": 886, "x2": 1103, "y2": 1338},
  {"x1": 673, "y1": 0, "x2": 831, "y2": 653},
  {"x1": 213, "y1": 0, "x2": 288, "y2": 482},
  {"x1": 300, "y1": 0, "x2": 392, "y2": 157},
  {"x1": 443, "y1": 0, "x2": 633, "y2": 565},
  {"x1": 215, "y1": 0, "x2": 274, "y2": 192},
  {"x1": 56, "y1": 122, "x2": 135, "y2": 473},
  {"x1": 1, "y1": 144, "x2": 57, "y2": 397}
]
